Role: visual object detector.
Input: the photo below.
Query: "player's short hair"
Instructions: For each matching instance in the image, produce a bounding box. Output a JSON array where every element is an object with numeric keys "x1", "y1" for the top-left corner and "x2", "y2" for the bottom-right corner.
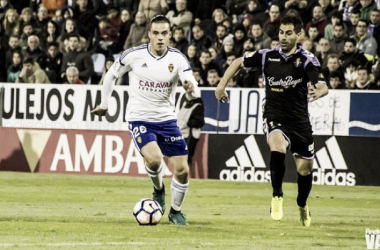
[
  {"x1": 149, "y1": 15, "x2": 170, "y2": 29},
  {"x1": 281, "y1": 15, "x2": 303, "y2": 33}
]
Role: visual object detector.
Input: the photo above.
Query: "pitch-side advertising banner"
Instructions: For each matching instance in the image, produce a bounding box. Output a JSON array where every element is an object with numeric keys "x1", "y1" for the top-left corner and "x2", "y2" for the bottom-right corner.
[
  {"x1": 2, "y1": 84, "x2": 379, "y2": 136},
  {"x1": 2, "y1": 84, "x2": 380, "y2": 137}
]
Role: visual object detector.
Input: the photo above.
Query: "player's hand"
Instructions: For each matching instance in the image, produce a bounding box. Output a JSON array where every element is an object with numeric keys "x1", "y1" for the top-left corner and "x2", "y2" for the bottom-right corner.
[
  {"x1": 91, "y1": 106, "x2": 108, "y2": 116},
  {"x1": 215, "y1": 84, "x2": 230, "y2": 103},
  {"x1": 183, "y1": 80, "x2": 194, "y2": 93},
  {"x1": 307, "y1": 83, "x2": 321, "y2": 102}
]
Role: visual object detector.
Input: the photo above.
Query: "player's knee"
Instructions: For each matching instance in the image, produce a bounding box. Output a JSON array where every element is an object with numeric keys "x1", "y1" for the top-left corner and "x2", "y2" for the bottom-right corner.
[
  {"x1": 174, "y1": 165, "x2": 189, "y2": 183},
  {"x1": 145, "y1": 156, "x2": 163, "y2": 171}
]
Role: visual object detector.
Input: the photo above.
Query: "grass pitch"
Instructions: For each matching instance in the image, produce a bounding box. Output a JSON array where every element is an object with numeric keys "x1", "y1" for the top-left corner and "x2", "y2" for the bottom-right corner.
[{"x1": 1, "y1": 172, "x2": 379, "y2": 250}]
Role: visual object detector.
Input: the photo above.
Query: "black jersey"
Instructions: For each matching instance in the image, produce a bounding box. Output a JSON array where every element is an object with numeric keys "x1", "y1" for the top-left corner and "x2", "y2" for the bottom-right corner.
[{"x1": 243, "y1": 44, "x2": 326, "y2": 123}]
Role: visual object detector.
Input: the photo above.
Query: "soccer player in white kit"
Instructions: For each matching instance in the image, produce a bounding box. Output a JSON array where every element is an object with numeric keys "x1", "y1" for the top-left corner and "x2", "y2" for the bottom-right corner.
[{"x1": 91, "y1": 15, "x2": 200, "y2": 225}]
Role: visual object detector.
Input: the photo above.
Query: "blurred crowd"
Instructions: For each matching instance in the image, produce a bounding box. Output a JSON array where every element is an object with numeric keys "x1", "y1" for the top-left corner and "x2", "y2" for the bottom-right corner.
[{"x1": 0, "y1": 0, "x2": 380, "y2": 90}]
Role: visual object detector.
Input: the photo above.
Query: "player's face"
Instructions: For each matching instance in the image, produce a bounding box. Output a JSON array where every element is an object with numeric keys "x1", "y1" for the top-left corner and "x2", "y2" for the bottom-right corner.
[
  {"x1": 149, "y1": 22, "x2": 171, "y2": 56},
  {"x1": 279, "y1": 24, "x2": 299, "y2": 53}
]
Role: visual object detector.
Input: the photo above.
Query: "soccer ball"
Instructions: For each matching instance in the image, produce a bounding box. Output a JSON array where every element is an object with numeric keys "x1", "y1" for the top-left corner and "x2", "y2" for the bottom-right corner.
[{"x1": 133, "y1": 198, "x2": 163, "y2": 225}]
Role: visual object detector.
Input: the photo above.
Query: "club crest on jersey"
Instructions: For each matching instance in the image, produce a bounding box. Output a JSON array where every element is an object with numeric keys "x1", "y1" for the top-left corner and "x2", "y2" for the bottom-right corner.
[
  {"x1": 168, "y1": 63, "x2": 174, "y2": 73},
  {"x1": 294, "y1": 58, "x2": 302, "y2": 67}
]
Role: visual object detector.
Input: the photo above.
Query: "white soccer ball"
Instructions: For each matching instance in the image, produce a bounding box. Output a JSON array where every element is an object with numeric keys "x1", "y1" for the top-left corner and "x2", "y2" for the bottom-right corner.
[{"x1": 133, "y1": 198, "x2": 163, "y2": 225}]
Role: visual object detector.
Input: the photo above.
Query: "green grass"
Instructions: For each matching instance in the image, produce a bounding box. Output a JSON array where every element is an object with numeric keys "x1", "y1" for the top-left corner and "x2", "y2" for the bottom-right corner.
[{"x1": 1, "y1": 172, "x2": 379, "y2": 250}]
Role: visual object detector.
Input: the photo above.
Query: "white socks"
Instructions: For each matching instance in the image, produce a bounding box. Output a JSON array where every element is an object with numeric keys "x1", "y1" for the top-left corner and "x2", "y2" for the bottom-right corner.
[
  {"x1": 170, "y1": 177, "x2": 189, "y2": 211},
  {"x1": 145, "y1": 162, "x2": 163, "y2": 190}
]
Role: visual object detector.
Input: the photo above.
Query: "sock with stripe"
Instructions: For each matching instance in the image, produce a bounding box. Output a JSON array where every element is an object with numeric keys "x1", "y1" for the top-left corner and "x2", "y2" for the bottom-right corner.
[
  {"x1": 170, "y1": 177, "x2": 189, "y2": 213},
  {"x1": 145, "y1": 162, "x2": 163, "y2": 191}
]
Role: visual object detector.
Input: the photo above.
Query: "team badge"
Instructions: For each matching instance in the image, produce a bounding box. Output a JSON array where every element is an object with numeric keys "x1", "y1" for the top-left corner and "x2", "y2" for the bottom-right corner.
[
  {"x1": 137, "y1": 137, "x2": 142, "y2": 143},
  {"x1": 168, "y1": 63, "x2": 174, "y2": 73},
  {"x1": 294, "y1": 58, "x2": 302, "y2": 67}
]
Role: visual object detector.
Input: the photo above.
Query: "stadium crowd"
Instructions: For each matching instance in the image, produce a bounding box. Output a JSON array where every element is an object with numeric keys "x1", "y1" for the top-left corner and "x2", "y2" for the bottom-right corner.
[{"x1": 0, "y1": 0, "x2": 380, "y2": 90}]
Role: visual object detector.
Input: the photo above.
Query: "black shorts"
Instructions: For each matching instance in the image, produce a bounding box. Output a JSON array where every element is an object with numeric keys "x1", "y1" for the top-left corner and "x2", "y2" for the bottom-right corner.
[{"x1": 263, "y1": 118, "x2": 314, "y2": 159}]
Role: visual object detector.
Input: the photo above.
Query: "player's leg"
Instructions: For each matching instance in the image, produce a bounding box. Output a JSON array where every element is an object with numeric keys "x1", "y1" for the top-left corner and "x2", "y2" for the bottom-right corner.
[
  {"x1": 129, "y1": 122, "x2": 166, "y2": 214},
  {"x1": 267, "y1": 131, "x2": 289, "y2": 221},
  {"x1": 140, "y1": 142, "x2": 166, "y2": 214},
  {"x1": 294, "y1": 156, "x2": 313, "y2": 227},
  {"x1": 167, "y1": 154, "x2": 189, "y2": 225}
]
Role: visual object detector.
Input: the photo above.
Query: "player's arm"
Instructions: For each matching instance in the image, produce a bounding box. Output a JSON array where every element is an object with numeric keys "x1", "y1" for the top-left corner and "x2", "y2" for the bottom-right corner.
[
  {"x1": 91, "y1": 56, "x2": 129, "y2": 116},
  {"x1": 305, "y1": 59, "x2": 329, "y2": 102},
  {"x1": 215, "y1": 57, "x2": 244, "y2": 103}
]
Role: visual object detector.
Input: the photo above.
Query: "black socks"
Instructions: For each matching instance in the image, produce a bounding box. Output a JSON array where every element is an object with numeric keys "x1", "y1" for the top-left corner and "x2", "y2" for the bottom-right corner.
[
  {"x1": 297, "y1": 172, "x2": 313, "y2": 207},
  {"x1": 270, "y1": 151, "x2": 286, "y2": 197}
]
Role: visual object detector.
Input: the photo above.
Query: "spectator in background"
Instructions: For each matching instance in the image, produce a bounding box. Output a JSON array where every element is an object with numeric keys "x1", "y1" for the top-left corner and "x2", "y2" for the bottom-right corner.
[
  {"x1": 118, "y1": 9, "x2": 133, "y2": 49},
  {"x1": 339, "y1": 0, "x2": 360, "y2": 25},
  {"x1": 359, "y1": 0, "x2": 377, "y2": 22},
  {"x1": 315, "y1": 37, "x2": 335, "y2": 67},
  {"x1": 166, "y1": 0, "x2": 193, "y2": 37},
  {"x1": 58, "y1": 6, "x2": 74, "y2": 28},
  {"x1": 61, "y1": 33, "x2": 94, "y2": 83},
  {"x1": 354, "y1": 65, "x2": 378, "y2": 89},
  {"x1": 232, "y1": 24, "x2": 247, "y2": 57},
  {"x1": 123, "y1": 11, "x2": 149, "y2": 50},
  {"x1": 213, "y1": 23, "x2": 228, "y2": 50},
  {"x1": 7, "y1": 50, "x2": 23, "y2": 83},
  {"x1": 199, "y1": 50, "x2": 221, "y2": 84},
  {"x1": 73, "y1": 0, "x2": 98, "y2": 52},
  {"x1": 214, "y1": 35, "x2": 234, "y2": 69},
  {"x1": 270, "y1": 37, "x2": 280, "y2": 49},
  {"x1": 33, "y1": 0, "x2": 66, "y2": 18},
  {"x1": 40, "y1": 20, "x2": 61, "y2": 50},
  {"x1": 172, "y1": 26, "x2": 189, "y2": 54},
  {"x1": 307, "y1": 25, "x2": 322, "y2": 49},
  {"x1": 242, "y1": 0, "x2": 266, "y2": 25},
  {"x1": 0, "y1": 29, "x2": 5, "y2": 82},
  {"x1": 98, "y1": 17, "x2": 122, "y2": 56},
  {"x1": 347, "y1": 9, "x2": 360, "y2": 37},
  {"x1": 138, "y1": 0, "x2": 168, "y2": 20},
  {"x1": 263, "y1": 4, "x2": 281, "y2": 40},
  {"x1": 98, "y1": 56, "x2": 115, "y2": 85},
  {"x1": 329, "y1": 71, "x2": 346, "y2": 89},
  {"x1": 185, "y1": 43, "x2": 200, "y2": 69},
  {"x1": 351, "y1": 19, "x2": 378, "y2": 61},
  {"x1": 19, "y1": 7, "x2": 36, "y2": 31},
  {"x1": 64, "y1": 66, "x2": 86, "y2": 84},
  {"x1": 242, "y1": 36, "x2": 255, "y2": 53},
  {"x1": 190, "y1": 24, "x2": 213, "y2": 53},
  {"x1": 16, "y1": 57, "x2": 51, "y2": 84},
  {"x1": 190, "y1": 0, "x2": 224, "y2": 26},
  {"x1": 177, "y1": 93, "x2": 205, "y2": 166},
  {"x1": 205, "y1": 8, "x2": 227, "y2": 40},
  {"x1": 329, "y1": 22, "x2": 347, "y2": 56},
  {"x1": 192, "y1": 67, "x2": 205, "y2": 86},
  {"x1": 2, "y1": 8, "x2": 19, "y2": 37},
  {"x1": 5, "y1": 35, "x2": 21, "y2": 69},
  {"x1": 368, "y1": 9, "x2": 380, "y2": 57},
  {"x1": 0, "y1": 0, "x2": 13, "y2": 22},
  {"x1": 318, "y1": 0, "x2": 335, "y2": 20},
  {"x1": 339, "y1": 38, "x2": 368, "y2": 69},
  {"x1": 45, "y1": 41, "x2": 63, "y2": 83},
  {"x1": 322, "y1": 53, "x2": 345, "y2": 88},
  {"x1": 305, "y1": 6, "x2": 329, "y2": 37},
  {"x1": 280, "y1": 0, "x2": 308, "y2": 24},
  {"x1": 241, "y1": 14, "x2": 254, "y2": 37},
  {"x1": 22, "y1": 35, "x2": 48, "y2": 69},
  {"x1": 19, "y1": 22, "x2": 36, "y2": 48},
  {"x1": 113, "y1": 0, "x2": 139, "y2": 17},
  {"x1": 35, "y1": 5, "x2": 50, "y2": 36},
  {"x1": 302, "y1": 38, "x2": 316, "y2": 54},
  {"x1": 222, "y1": 51, "x2": 236, "y2": 74},
  {"x1": 58, "y1": 18, "x2": 85, "y2": 53},
  {"x1": 250, "y1": 22, "x2": 271, "y2": 50},
  {"x1": 324, "y1": 10, "x2": 345, "y2": 40},
  {"x1": 206, "y1": 69, "x2": 220, "y2": 87}
]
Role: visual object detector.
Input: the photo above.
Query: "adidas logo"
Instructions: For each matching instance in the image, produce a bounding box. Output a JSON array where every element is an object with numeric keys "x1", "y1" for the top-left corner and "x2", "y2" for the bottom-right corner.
[
  {"x1": 220, "y1": 135, "x2": 271, "y2": 182},
  {"x1": 313, "y1": 136, "x2": 356, "y2": 186},
  {"x1": 142, "y1": 63, "x2": 148, "y2": 67}
]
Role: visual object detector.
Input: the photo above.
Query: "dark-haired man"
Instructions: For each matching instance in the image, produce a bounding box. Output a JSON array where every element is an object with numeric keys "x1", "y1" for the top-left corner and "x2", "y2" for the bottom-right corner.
[
  {"x1": 91, "y1": 15, "x2": 200, "y2": 225},
  {"x1": 216, "y1": 15, "x2": 328, "y2": 227}
]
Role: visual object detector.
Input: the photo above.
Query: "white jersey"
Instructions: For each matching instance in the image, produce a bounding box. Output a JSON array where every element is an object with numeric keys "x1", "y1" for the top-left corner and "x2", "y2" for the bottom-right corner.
[{"x1": 105, "y1": 44, "x2": 199, "y2": 122}]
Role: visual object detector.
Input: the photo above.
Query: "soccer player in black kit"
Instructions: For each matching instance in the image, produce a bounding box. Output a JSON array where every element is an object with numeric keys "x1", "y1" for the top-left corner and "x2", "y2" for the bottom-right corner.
[{"x1": 215, "y1": 15, "x2": 328, "y2": 227}]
